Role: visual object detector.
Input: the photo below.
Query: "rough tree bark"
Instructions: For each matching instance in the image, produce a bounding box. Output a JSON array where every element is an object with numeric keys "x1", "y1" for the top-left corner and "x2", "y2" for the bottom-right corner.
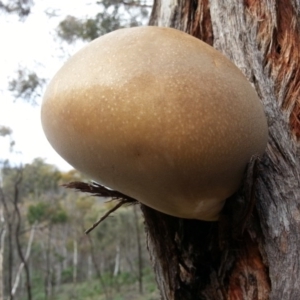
[{"x1": 140, "y1": 1, "x2": 300, "y2": 299}]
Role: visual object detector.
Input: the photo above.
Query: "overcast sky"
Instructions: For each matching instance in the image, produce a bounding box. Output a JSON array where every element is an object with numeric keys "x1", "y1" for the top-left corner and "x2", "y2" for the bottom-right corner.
[{"x1": 0, "y1": 0, "x2": 99, "y2": 171}]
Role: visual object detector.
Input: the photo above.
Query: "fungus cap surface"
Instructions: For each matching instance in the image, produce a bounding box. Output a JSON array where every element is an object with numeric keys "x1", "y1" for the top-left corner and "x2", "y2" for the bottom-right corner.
[{"x1": 41, "y1": 26, "x2": 268, "y2": 221}]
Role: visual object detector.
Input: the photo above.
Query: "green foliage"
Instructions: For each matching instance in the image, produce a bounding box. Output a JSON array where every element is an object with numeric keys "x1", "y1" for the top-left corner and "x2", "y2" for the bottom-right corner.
[
  {"x1": 57, "y1": 15, "x2": 87, "y2": 43},
  {"x1": 0, "y1": 0, "x2": 33, "y2": 18},
  {"x1": 76, "y1": 196, "x2": 95, "y2": 214},
  {"x1": 57, "y1": 13, "x2": 123, "y2": 43},
  {"x1": 28, "y1": 272, "x2": 45, "y2": 300},
  {"x1": 61, "y1": 267, "x2": 73, "y2": 283},
  {"x1": 1, "y1": 158, "x2": 63, "y2": 203},
  {"x1": 60, "y1": 169, "x2": 86, "y2": 183},
  {"x1": 40, "y1": 271, "x2": 159, "y2": 300},
  {"x1": 8, "y1": 68, "x2": 46, "y2": 105},
  {"x1": 27, "y1": 201, "x2": 68, "y2": 224},
  {"x1": 0, "y1": 125, "x2": 14, "y2": 155},
  {"x1": 25, "y1": 265, "x2": 158, "y2": 299},
  {"x1": 50, "y1": 207, "x2": 68, "y2": 224},
  {"x1": 0, "y1": 125, "x2": 12, "y2": 137},
  {"x1": 57, "y1": 0, "x2": 151, "y2": 43},
  {"x1": 22, "y1": 158, "x2": 62, "y2": 198},
  {"x1": 27, "y1": 201, "x2": 49, "y2": 224}
]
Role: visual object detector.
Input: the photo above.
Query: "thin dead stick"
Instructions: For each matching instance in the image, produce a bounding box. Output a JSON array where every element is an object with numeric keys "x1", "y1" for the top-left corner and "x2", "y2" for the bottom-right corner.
[
  {"x1": 85, "y1": 200, "x2": 130, "y2": 234},
  {"x1": 63, "y1": 181, "x2": 138, "y2": 234},
  {"x1": 62, "y1": 181, "x2": 137, "y2": 201}
]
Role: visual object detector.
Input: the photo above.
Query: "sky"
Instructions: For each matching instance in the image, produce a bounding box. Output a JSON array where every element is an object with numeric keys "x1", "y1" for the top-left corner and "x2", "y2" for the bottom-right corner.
[{"x1": 0, "y1": 0, "x2": 99, "y2": 171}]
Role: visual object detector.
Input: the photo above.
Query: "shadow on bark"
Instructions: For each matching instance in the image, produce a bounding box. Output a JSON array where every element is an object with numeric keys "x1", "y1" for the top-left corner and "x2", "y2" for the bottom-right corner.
[{"x1": 141, "y1": 157, "x2": 271, "y2": 299}]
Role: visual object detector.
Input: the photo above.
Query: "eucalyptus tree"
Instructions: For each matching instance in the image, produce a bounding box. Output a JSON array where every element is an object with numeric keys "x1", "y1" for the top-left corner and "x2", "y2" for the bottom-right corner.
[{"x1": 139, "y1": 1, "x2": 300, "y2": 299}]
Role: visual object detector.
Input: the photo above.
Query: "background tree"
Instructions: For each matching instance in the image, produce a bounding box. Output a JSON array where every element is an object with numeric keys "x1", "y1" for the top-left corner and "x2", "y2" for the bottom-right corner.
[
  {"x1": 1, "y1": 158, "x2": 156, "y2": 299},
  {"x1": 8, "y1": 69, "x2": 45, "y2": 106},
  {"x1": 0, "y1": 124, "x2": 154, "y2": 299},
  {"x1": 0, "y1": 0, "x2": 33, "y2": 18},
  {"x1": 57, "y1": 0, "x2": 151, "y2": 43}
]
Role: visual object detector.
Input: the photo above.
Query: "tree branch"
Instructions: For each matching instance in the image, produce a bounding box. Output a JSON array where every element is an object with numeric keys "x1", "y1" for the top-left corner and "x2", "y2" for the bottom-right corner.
[
  {"x1": 63, "y1": 181, "x2": 138, "y2": 234},
  {"x1": 12, "y1": 169, "x2": 32, "y2": 300}
]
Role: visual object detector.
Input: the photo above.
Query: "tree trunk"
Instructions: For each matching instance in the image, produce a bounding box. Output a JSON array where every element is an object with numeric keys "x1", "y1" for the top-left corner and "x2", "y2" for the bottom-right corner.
[
  {"x1": 0, "y1": 208, "x2": 6, "y2": 300},
  {"x1": 11, "y1": 222, "x2": 36, "y2": 298},
  {"x1": 142, "y1": 1, "x2": 300, "y2": 299},
  {"x1": 0, "y1": 179, "x2": 14, "y2": 298},
  {"x1": 133, "y1": 205, "x2": 143, "y2": 295},
  {"x1": 86, "y1": 235, "x2": 109, "y2": 300},
  {"x1": 72, "y1": 239, "x2": 78, "y2": 286},
  {"x1": 44, "y1": 224, "x2": 53, "y2": 300},
  {"x1": 13, "y1": 170, "x2": 32, "y2": 300},
  {"x1": 113, "y1": 242, "x2": 120, "y2": 277}
]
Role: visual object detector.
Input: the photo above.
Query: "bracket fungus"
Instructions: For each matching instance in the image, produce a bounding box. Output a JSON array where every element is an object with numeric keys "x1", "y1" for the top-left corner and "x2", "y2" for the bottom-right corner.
[{"x1": 41, "y1": 26, "x2": 268, "y2": 221}]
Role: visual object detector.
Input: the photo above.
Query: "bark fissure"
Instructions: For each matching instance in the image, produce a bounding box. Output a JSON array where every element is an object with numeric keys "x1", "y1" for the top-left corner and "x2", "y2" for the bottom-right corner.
[
  {"x1": 141, "y1": 156, "x2": 270, "y2": 299},
  {"x1": 143, "y1": 0, "x2": 300, "y2": 299},
  {"x1": 207, "y1": 2, "x2": 300, "y2": 297},
  {"x1": 244, "y1": 0, "x2": 300, "y2": 140}
]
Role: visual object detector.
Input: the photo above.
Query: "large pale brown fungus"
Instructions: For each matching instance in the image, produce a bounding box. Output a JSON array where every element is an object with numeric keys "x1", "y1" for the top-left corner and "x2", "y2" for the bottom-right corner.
[{"x1": 41, "y1": 26, "x2": 268, "y2": 221}]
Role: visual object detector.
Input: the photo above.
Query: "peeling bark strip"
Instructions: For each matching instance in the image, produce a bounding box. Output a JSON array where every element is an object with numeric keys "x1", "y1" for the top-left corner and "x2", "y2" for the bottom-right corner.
[
  {"x1": 210, "y1": 1, "x2": 300, "y2": 298},
  {"x1": 63, "y1": 181, "x2": 137, "y2": 233},
  {"x1": 143, "y1": 1, "x2": 300, "y2": 299},
  {"x1": 188, "y1": 0, "x2": 213, "y2": 44},
  {"x1": 149, "y1": 0, "x2": 213, "y2": 45},
  {"x1": 227, "y1": 234, "x2": 270, "y2": 300},
  {"x1": 244, "y1": 0, "x2": 300, "y2": 139}
]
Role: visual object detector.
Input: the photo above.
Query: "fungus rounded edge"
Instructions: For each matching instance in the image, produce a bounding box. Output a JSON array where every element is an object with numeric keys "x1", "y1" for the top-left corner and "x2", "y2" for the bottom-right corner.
[{"x1": 41, "y1": 26, "x2": 268, "y2": 221}]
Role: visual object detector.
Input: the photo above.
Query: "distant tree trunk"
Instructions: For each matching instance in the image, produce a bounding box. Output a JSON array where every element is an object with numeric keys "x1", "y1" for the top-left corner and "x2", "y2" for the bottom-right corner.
[
  {"x1": 133, "y1": 206, "x2": 143, "y2": 294},
  {"x1": 113, "y1": 242, "x2": 120, "y2": 277},
  {"x1": 0, "y1": 182, "x2": 14, "y2": 298},
  {"x1": 141, "y1": 1, "x2": 300, "y2": 299},
  {"x1": 0, "y1": 208, "x2": 6, "y2": 300},
  {"x1": 86, "y1": 235, "x2": 109, "y2": 300},
  {"x1": 87, "y1": 255, "x2": 92, "y2": 280},
  {"x1": 0, "y1": 172, "x2": 4, "y2": 300},
  {"x1": 72, "y1": 239, "x2": 78, "y2": 286},
  {"x1": 62, "y1": 230, "x2": 68, "y2": 271},
  {"x1": 6, "y1": 220, "x2": 13, "y2": 299},
  {"x1": 11, "y1": 223, "x2": 36, "y2": 298},
  {"x1": 55, "y1": 262, "x2": 62, "y2": 292},
  {"x1": 44, "y1": 224, "x2": 53, "y2": 300},
  {"x1": 12, "y1": 170, "x2": 32, "y2": 300}
]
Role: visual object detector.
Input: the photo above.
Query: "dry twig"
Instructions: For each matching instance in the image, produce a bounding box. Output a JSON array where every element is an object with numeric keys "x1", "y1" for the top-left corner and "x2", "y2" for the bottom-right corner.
[{"x1": 62, "y1": 181, "x2": 138, "y2": 234}]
